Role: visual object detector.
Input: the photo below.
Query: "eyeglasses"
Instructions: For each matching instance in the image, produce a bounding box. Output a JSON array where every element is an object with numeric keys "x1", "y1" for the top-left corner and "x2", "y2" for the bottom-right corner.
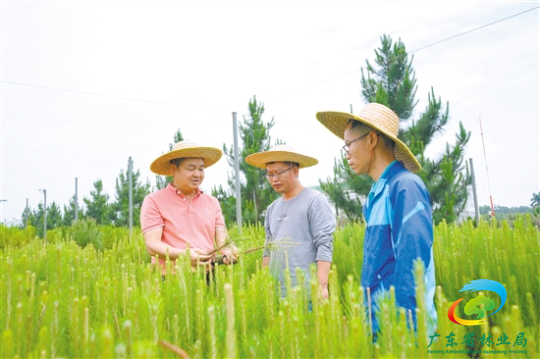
[
  {"x1": 265, "y1": 167, "x2": 293, "y2": 180},
  {"x1": 342, "y1": 131, "x2": 371, "y2": 154}
]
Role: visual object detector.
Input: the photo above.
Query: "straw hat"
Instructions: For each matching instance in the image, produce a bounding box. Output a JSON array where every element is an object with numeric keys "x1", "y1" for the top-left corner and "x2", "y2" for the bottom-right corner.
[
  {"x1": 150, "y1": 140, "x2": 223, "y2": 176},
  {"x1": 245, "y1": 145, "x2": 318, "y2": 169},
  {"x1": 316, "y1": 103, "x2": 421, "y2": 173}
]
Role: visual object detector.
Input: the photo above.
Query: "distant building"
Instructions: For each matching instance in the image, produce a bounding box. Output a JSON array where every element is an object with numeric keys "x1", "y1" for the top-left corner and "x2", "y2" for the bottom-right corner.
[{"x1": 457, "y1": 185, "x2": 476, "y2": 223}]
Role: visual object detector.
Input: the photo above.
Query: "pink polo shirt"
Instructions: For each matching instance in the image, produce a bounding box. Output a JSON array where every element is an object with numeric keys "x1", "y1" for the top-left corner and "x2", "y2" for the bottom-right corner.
[{"x1": 140, "y1": 183, "x2": 225, "y2": 268}]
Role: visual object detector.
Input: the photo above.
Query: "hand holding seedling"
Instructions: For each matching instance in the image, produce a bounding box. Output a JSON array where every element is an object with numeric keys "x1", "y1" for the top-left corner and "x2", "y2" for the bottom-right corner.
[
  {"x1": 207, "y1": 236, "x2": 242, "y2": 266},
  {"x1": 219, "y1": 246, "x2": 239, "y2": 265},
  {"x1": 190, "y1": 248, "x2": 212, "y2": 266}
]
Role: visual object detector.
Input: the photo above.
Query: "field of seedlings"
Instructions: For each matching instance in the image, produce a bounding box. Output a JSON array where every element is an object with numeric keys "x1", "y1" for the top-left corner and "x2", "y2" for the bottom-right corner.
[{"x1": 1, "y1": 217, "x2": 539, "y2": 358}]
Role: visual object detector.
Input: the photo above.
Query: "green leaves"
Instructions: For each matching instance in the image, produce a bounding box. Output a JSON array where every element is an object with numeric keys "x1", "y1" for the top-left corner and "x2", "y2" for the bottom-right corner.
[
  {"x1": 361, "y1": 34, "x2": 418, "y2": 120},
  {"x1": 319, "y1": 157, "x2": 369, "y2": 222},
  {"x1": 83, "y1": 179, "x2": 114, "y2": 226},
  {"x1": 322, "y1": 34, "x2": 472, "y2": 225},
  {"x1": 216, "y1": 95, "x2": 280, "y2": 225},
  {"x1": 111, "y1": 160, "x2": 151, "y2": 227}
]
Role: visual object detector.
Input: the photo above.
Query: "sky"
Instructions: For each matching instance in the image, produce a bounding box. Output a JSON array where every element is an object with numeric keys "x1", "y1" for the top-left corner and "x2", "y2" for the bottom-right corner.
[{"x1": 1, "y1": 1, "x2": 539, "y2": 225}]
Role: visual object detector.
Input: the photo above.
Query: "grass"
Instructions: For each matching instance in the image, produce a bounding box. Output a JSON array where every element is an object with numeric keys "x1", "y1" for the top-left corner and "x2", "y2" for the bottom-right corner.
[{"x1": 1, "y1": 216, "x2": 538, "y2": 358}]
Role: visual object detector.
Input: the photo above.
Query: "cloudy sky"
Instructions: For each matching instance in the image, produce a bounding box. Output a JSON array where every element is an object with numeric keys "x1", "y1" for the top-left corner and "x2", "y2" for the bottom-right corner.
[{"x1": 1, "y1": 1, "x2": 538, "y2": 224}]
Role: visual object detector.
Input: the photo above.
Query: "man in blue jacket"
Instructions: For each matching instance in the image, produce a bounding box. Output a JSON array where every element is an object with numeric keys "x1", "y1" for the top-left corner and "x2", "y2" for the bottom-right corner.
[{"x1": 316, "y1": 103, "x2": 437, "y2": 335}]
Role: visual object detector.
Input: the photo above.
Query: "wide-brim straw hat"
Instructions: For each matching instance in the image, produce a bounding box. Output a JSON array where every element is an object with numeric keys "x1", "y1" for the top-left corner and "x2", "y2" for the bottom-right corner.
[
  {"x1": 316, "y1": 103, "x2": 421, "y2": 173},
  {"x1": 245, "y1": 145, "x2": 318, "y2": 169},
  {"x1": 150, "y1": 140, "x2": 223, "y2": 176}
]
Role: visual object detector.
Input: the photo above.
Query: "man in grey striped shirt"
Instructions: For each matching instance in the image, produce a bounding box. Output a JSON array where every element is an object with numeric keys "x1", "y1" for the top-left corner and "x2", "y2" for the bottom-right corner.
[{"x1": 246, "y1": 145, "x2": 336, "y2": 298}]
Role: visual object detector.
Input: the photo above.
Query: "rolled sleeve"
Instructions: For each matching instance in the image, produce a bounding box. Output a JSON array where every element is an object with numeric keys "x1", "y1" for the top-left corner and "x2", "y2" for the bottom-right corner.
[
  {"x1": 140, "y1": 196, "x2": 164, "y2": 234},
  {"x1": 309, "y1": 194, "x2": 336, "y2": 262}
]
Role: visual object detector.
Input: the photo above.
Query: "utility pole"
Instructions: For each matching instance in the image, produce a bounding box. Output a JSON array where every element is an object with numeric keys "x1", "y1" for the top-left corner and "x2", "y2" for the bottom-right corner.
[
  {"x1": 469, "y1": 158, "x2": 480, "y2": 223},
  {"x1": 128, "y1": 157, "x2": 133, "y2": 240},
  {"x1": 74, "y1": 177, "x2": 79, "y2": 222},
  {"x1": 39, "y1": 189, "x2": 47, "y2": 241},
  {"x1": 232, "y1": 112, "x2": 242, "y2": 231},
  {"x1": 479, "y1": 116, "x2": 495, "y2": 217}
]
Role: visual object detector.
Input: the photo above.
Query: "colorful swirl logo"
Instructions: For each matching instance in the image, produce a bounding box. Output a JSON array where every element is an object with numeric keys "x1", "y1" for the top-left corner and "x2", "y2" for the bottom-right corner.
[{"x1": 448, "y1": 279, "x2": 507, "y2": 326}]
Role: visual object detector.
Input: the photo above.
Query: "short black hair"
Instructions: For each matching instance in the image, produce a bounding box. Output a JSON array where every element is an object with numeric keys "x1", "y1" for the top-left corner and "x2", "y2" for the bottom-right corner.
[
  {"x1": 347, "y1": 120, "x2": 395, "y2": 151},
  {"x1": 170, "y1": 158, "x2": 185, "y2": 168}
]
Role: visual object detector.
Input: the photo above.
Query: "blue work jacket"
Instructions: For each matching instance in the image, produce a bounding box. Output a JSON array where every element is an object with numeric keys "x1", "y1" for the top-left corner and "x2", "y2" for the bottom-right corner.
[{"x1": 362, "y1": 161, "x2": 437, "y2": 332}]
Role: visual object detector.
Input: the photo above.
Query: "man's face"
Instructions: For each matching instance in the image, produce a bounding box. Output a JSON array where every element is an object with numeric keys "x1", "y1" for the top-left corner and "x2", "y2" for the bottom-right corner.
[
  {"x1": 171, "y1": 158, "x2": 205, "y2": 191},
  {"x1": 343, "y1": 123, "x2": 372, "y2": 175},
  {"x1": 266, "y1": 162, "x2": 297, "y2": 194}
]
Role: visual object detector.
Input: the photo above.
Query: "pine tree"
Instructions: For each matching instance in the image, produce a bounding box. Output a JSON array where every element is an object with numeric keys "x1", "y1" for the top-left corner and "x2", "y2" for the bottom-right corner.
[
  {"x1": 155, "y1": 128, "x2": 184, "y2": 190},
  {"x1": 320, "y1": 34, "x2": 471, "y2": 224},
  {"x1": 21, "y1": 206, "x2": 31, "y2": 228},
  {"x1": 47, "y1": 201, "x2": 63, "y2": 229},
  {"x1": 27, "y1": 203, "x2": 45, "y2": 237},
  {"x1": 22, "y1": 201, "x2": 61, "y2": 234},
  {"x1": 62, "y1": 195, "x2": 82, "y2": 226},
  {"x1": 112, "y1": 160, "x2": 151, "y2": 227},
  {"x1": 213, "y1": 95, "x2": 281, "y2": 225},
  {"x1": 319, "y1": 157, "x2": 372, "y2": 222},
  {"x1": 360, "y1": 34, "x2": 418, "y2": 122},
  {"x1": 531, "y1": 192, "x2": 540, "y2": 208},
  {"x1": 83, "y1": 179, "x2": 114, "y2": 225}
]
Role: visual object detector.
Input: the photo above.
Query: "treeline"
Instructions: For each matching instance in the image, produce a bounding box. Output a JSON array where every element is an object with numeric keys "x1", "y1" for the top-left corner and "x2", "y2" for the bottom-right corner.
[
  {"x1": 23, "y1": 34, "x2": 507, "y2": 233},
  {"x1": 480, "y1": 205, "x2": 531, "y2": 215},
  {"x1": 480, "y1": 205, "x2": 532, "y2": 222},
  {"x1": 22, "y1": 162, "x2": 151, "y2": 237},
  {"x1": 478, "y1": 193, "x2": 540, "y2": 225}
]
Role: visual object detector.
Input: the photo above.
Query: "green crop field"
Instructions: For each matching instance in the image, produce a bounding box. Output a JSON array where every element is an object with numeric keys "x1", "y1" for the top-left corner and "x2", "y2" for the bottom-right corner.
[{"x1": 1, "y1": 217, "x2": 539, "y2": 358}]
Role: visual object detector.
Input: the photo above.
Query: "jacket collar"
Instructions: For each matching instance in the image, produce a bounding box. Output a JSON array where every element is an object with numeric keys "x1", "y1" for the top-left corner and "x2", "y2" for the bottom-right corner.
[{"x1": 366, "y1": 160, "x2": 403, "y2": 207}]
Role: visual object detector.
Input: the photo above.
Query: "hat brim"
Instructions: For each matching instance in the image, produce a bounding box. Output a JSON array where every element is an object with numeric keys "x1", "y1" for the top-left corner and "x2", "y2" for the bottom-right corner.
[
  {"x1": 245, "y1": 151, "x2": 318, "y2": 169},
  {"x1": 150, "y1": 147, "x2": 223, "y2": 176},
  {"x1": 316, "y1": 111, "x2": 422, "y2": 173}
]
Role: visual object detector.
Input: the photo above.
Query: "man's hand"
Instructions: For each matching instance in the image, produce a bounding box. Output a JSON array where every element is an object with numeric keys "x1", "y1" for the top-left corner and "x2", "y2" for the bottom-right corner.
[
  {"x1": 319, "y1": 284, "x2": 329, "y2": 300},
  {"x1": 220, "y1": 246, "x2": 238, "y2": 265},
  {"x1": 189, "y1": 248, "x2": 212, "y2": 266},
  {"x1": 317, "y1": 261, "x2": 331, "y2": 300}
]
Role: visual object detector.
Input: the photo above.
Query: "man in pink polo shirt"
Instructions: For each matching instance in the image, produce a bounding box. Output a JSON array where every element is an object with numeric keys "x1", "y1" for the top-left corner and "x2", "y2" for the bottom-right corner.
[{"x1": 141, "y1": 140, "x2": 235, "y2": 272}]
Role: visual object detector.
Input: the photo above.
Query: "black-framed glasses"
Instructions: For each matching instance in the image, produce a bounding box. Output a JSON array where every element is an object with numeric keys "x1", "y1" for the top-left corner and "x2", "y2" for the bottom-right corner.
[
  {"x1": 342, "y1": 131, "x2": 371, "y2": 154},
  {"x1": 265, "y1": 167, "x2": 293, "y2": 180}
]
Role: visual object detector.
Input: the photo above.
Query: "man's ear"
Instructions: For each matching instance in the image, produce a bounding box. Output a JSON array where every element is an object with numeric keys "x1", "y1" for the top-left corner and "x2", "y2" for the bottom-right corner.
[
  {"x1": 370, "y1": 131, "x2": 378, "y2": 149},
  {"x1": 170, "y1": 163, "x2": 177, "y2": 176}
]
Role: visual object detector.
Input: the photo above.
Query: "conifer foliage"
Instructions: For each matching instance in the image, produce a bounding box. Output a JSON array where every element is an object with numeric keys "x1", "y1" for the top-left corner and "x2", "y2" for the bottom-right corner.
[
  {"x1": 213, "y1": 95, "x2": 281, "y2": 225},
  {"x1": 320, "y1": 34, "x2": 471, "y2": 224}
]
